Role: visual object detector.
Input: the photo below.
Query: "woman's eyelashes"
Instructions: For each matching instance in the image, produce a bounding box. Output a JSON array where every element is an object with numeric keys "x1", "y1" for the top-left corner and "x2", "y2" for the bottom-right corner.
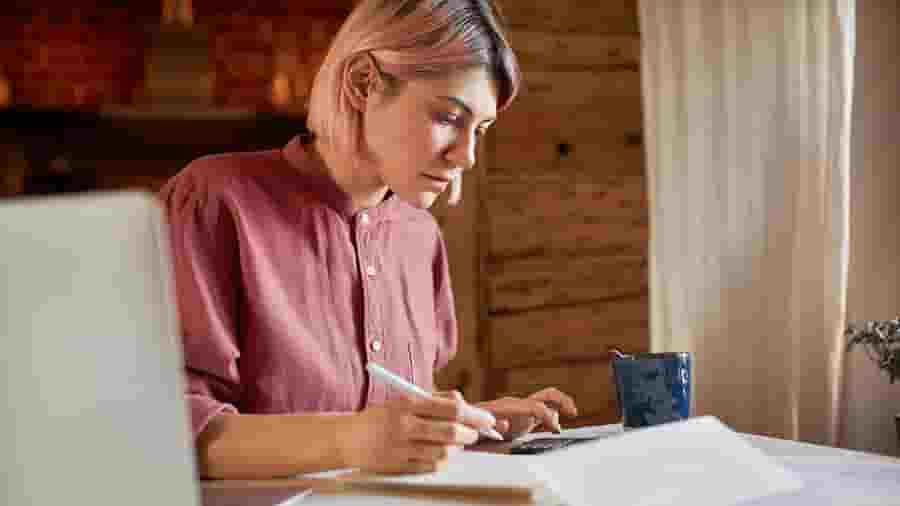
[
  {"x1": 433, "y1": 111, "x2": 490, "y2": 137},
  {"x1": 434, "y1": 111, "x2": 463, "y2": 127}
]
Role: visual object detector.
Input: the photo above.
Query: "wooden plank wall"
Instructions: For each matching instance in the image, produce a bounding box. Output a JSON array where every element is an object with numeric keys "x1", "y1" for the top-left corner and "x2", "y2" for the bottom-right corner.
[{"x1": 436, "y1": 0, "x2": 649, "y2": 427}]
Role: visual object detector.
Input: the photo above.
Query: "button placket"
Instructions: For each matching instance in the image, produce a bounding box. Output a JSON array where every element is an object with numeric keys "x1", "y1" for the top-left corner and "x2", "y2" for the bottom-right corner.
[{"x1": 358, "y1": 222, "x2": 382, "y2": 358}]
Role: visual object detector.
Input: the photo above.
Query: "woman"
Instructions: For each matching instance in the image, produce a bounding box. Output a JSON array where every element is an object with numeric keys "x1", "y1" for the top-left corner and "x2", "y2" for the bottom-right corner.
[{"x1": 161, "y1": 0, "x2": 577, "y2": 479}]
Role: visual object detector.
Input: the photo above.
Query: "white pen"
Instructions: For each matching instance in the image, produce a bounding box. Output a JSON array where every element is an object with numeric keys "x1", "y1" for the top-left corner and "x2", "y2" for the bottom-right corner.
[{"x1": 366, "y1": 362, "x2": 505, "y2": 441}]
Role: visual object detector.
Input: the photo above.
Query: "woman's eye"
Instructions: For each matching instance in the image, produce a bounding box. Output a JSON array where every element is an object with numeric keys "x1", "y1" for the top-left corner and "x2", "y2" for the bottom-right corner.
[{"x1": 436, "y1": 113, "x2": 461, "y2": 126}]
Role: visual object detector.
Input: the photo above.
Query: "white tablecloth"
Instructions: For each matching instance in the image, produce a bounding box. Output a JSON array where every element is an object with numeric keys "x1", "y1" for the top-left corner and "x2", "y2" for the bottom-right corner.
[
  {"x1": 738, "y1": 434, "x2": 900, "y2": 506},
  {"x1": 202, "y1": 428, "x2": 900, "y2": 506}
]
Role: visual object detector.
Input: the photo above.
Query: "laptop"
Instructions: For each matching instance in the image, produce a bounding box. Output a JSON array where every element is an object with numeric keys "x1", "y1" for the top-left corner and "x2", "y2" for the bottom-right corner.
[{"x1": 1, "y1": 190, "x2": 201, "y2": 506}]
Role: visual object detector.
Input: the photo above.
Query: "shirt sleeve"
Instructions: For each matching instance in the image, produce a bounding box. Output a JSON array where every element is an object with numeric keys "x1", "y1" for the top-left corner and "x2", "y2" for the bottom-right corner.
[
  {"x1": 432, "y1": 229, "x2": 458, "y2": 372},
  {"x1": 159, "y1": 164, "x2": 242, "y2": 440}
]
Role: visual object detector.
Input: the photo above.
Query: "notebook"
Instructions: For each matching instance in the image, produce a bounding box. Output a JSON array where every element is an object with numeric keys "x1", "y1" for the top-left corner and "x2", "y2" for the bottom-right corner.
[
  {"x1": 204, "y1": 450, "x2": 547, "y2": 501},
  {"x1": 337, "y1": 450, "x2": 545, "y2": 500}
]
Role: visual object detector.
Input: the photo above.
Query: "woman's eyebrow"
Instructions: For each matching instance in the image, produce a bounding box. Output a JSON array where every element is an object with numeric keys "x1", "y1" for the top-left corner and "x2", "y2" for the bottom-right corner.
[{"x1": 438, "y1": 96, "x2": 496, "y2": 123}]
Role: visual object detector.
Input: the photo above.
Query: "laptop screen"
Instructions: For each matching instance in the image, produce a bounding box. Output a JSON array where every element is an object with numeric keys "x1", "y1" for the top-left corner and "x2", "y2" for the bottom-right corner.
[{"x1": 0, "y1": 190, "x2": 200, "y2": 506}]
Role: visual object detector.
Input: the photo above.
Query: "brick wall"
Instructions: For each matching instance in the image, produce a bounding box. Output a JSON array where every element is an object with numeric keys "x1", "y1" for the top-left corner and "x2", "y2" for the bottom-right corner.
[
  {"x1": 207, "y1": 13, "x2": 344, "y2": 111},
  {"x1": 0, "y1": 4, "x2": 353, "y2": 198},
  {"x1": 4, "y1": 10, "x2": 145, "y2": 108},
  {"x1": 0, "y1": 5, "x2": 351, "y2": 111}
]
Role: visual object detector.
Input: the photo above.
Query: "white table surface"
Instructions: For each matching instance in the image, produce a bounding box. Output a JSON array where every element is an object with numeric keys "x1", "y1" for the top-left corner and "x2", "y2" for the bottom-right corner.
[{"x1": 200, "y1": 426, "x2": 900, "y2": 506}]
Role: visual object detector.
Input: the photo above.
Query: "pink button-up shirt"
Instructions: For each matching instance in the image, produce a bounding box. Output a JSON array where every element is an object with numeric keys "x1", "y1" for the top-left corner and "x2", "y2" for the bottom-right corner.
[{"x1": 159, "y1": 135, "x2": 457, "y2": 438}]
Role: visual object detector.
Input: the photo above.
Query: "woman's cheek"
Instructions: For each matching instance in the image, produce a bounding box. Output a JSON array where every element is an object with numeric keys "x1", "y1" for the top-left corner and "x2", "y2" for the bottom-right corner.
[{"x1": 428, "y1": 126, "x2": 456, "y2": 156}]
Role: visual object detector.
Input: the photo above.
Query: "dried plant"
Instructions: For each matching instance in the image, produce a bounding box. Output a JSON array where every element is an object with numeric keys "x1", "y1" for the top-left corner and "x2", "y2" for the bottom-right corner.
[{"x1": 845, "y1": 319, "x2": 900, "y2": 384}]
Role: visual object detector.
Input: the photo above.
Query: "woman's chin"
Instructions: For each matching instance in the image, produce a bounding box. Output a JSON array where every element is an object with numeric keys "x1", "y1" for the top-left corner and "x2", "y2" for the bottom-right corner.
[{"x1": 397, "y1": 190, "x2": 441, "y2": 209}]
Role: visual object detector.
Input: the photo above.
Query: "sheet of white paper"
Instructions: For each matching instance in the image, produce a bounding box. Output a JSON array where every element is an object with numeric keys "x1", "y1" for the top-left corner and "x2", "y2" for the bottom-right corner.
[
  {"x1": 523, "y1": 416, "x2": 804, "y2": 506},
  {"x1": 736, "y1": 456, "x2": 900, "y2": 506}
]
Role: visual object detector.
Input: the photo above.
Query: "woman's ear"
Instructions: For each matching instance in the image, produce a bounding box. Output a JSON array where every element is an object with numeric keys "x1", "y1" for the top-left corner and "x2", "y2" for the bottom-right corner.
[{"x1": 343, "y1": 52, "x2": 384, "y2": 112}]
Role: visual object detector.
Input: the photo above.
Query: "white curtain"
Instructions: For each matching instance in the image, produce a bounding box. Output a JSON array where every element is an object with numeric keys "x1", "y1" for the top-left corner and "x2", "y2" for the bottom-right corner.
[
  {"x1": 843, "y1": 0, "x2": 900, "y2": 457},
  {"x1": 639, "y1": 1, "x2": 856, "y2": 445}
]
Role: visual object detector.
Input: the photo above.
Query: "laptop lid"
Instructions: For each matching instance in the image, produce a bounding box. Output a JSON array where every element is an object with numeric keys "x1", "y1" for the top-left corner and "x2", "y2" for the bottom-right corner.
[{"x1": 1, "y1": 190, "x2": 200, "y2": 506}]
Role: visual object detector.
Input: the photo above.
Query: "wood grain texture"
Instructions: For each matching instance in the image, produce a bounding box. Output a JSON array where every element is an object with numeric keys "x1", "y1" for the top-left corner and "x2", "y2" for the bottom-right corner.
[
  {"x1": 488, "y1": 253, "x2": 647, "y2": 314},
  {"x1": 486, "y1": 170, "x2": 648, "y2": 260},
  {"x1": 492, "y1": 69, "x2": 643, "y2": 173},
  {"x1": 493, "y1": 360, "x2": 622, "y2": 422},
  {"x1": 486, "y1": 173, "x2": 647, "y2": 221},
  {"x1": 498, "y1": 0, "x2": 639, "y2": 34},
  {"x1": 511, "y1": 32, "x2": 640, "y2": 70},
  {"x1": 490, "y1": 221, "x2": 647, "y2": 270},
  {"x1": 491, "y1": 135, "x2": 644, "y2": 179},
  {"x1": 487, "y1": 295, "x2": 649, "y2": 370},
  {"x1": 488, "y1": 193, "x2": 648, "y2": 267},
  {"x1": 515, "y1": 69, "x2": 642, "y2": 108}
]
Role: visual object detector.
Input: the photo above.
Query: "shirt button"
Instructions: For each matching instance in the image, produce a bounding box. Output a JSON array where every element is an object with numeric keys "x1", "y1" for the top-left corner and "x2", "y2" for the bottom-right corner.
[
  {"x1": 365, "y1": 265, "x2": 377, "y2": 277},
  {"x1": 359, "y1": 212, "x2": 369, "y2": 225},
  {"x1": 370, "y1": 339, "x2": 382, "y2": 352}
]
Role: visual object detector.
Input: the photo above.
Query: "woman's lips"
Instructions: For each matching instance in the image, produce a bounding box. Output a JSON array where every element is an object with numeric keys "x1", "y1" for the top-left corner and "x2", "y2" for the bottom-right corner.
[
  {"x1": 421, "y1": 173, "x2": 452, "y2": 191},
  {"x1": 422, "y1": 173, "x2": 452, "y2": 183}
]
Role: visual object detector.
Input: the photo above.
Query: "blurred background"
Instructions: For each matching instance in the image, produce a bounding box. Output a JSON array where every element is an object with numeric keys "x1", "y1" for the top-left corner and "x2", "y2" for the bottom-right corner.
[
  {"x1": 0, "y1": 0, "x2": 353, "y2": 196},
  {"x1": 1, "y1": 0, "x2": 898, "y2": 459},
  {"x1": 0, "y1": 0, "x2": 648, "y2": 429}
]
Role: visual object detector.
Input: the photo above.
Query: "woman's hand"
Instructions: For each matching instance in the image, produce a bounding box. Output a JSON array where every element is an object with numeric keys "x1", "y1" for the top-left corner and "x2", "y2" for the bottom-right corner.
[
  {"x1": 476, "y1": 387, "x2": 578, "y2": 440},
  {"x1": 339, "y1": 391, "x2": 491, "y2": 474}
]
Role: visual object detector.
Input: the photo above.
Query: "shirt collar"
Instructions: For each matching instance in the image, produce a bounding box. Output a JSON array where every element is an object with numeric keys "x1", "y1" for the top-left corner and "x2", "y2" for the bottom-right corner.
[{"x1": 281, "y1": 134, "x2": 399, "y2": 222}]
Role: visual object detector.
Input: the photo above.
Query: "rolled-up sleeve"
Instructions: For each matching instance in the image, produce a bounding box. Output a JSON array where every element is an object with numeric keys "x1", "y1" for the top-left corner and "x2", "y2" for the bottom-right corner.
[{"x1": 159, "y1": 164, "x2": 242, "y2": 439}]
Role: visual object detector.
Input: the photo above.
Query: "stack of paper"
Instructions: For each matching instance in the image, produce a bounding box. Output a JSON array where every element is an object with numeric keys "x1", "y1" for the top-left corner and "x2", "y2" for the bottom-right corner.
[
  {"x1": 327, "y1": 416, "x2": 802, "y2": 506},
  {"x1": 523, "y1": 416, "x2": 803, "y2": 506}
]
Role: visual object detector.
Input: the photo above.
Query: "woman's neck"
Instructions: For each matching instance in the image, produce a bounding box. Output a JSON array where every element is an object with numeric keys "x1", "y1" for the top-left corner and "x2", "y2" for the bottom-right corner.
[{"x1": 312, "y1": 137, "x2": 389, "y2": 213}]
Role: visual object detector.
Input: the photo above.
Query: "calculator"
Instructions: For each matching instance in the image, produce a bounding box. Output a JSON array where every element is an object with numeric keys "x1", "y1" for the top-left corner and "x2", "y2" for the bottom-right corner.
[{"x1": 509, "y1": 437, "x2": 588, "y2": 455}]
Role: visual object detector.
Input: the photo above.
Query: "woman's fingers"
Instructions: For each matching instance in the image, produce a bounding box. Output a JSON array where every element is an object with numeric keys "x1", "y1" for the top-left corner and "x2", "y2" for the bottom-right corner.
[
  {"x1": 504, "y1": 398, "x2": 560, "y2": 429},
  {"x1": 396, "y1": 414, "x2": 469, "y2": 470},
  {"x1": 355, "y1": 388, "x2": 577, "y2": 476},
  {"x1": 404, "y1": 441, "x2": 455, "y2": 463},
  {"x1": 404, "y1": 457, "x2": 447, "y2": 474},
  {"x1": 410, "y1": 417, "x2": 479, "y2": 446},
  {"x1": 351, "y1": 400, "x2": 477, "y2": 475},
  {"x1": 409, "y1": 391, "x2": 496, "y2": 431},
  {"x1": 432, "y1": 389, "x2": 464, "y2": 402},
  {"x1": 528, "y1": 387, "x2": 578, "y2": 417}
]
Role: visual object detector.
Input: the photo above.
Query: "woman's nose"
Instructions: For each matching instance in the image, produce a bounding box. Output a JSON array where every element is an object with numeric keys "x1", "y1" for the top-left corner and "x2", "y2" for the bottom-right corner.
[{"x1": 446, "y1": 131, "x2": 477, "y2": 171}]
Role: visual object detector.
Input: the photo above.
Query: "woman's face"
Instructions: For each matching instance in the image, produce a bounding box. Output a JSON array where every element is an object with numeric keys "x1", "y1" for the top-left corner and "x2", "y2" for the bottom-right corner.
[{"x1": 361, "y1": 66, "x2": 498, "y2": 209}]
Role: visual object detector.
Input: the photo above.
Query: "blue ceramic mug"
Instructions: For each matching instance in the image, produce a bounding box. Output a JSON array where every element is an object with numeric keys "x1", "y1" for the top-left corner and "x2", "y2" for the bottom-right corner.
[{"x1": 611, "y1": 351, "x2": 692, "y2": 429}]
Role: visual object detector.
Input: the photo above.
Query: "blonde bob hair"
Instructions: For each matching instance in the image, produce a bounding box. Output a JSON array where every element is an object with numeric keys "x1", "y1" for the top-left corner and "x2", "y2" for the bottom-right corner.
[{"x1": 306, "y1": 0, "x2": 521, "y2": 202}]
